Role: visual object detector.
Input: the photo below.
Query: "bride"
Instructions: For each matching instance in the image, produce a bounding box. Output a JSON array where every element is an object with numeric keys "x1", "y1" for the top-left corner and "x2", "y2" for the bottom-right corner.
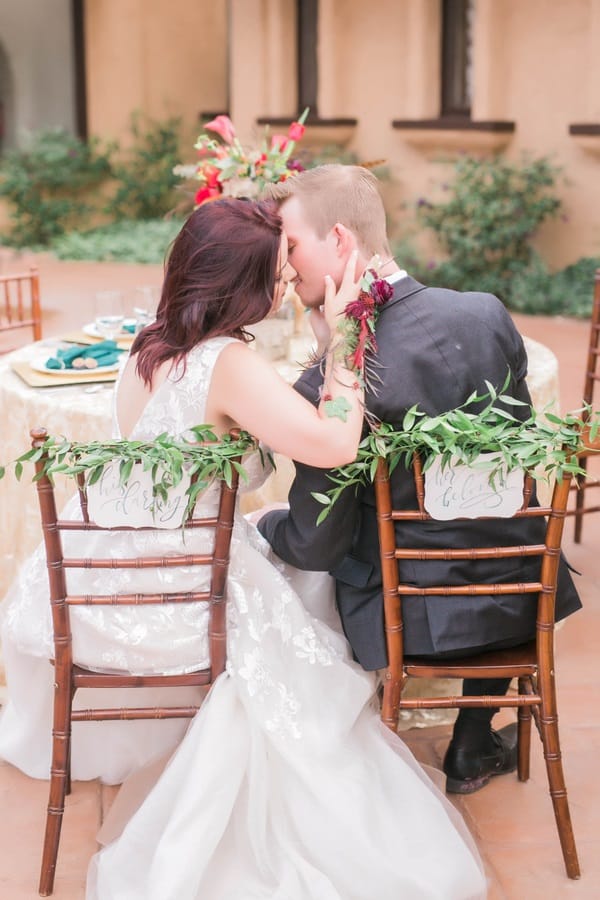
[{"x1": 2, "y1": 199, "x2": 486, "y2": 898}]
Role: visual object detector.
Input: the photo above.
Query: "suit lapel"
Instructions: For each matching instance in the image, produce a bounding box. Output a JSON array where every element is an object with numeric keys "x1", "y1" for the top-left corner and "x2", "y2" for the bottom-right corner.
[{"x1": 383, "y1": 275, "x2": 427, "y2": 311}]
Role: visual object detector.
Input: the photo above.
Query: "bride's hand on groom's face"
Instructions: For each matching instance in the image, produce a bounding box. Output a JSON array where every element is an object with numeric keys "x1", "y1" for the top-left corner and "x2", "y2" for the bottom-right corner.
[
  {"x1": 323, "y1": 251, "x2": 364, "y2": 333},
  {"x1": 308, "y1": 307, "x2": 331, "y2": 356}
]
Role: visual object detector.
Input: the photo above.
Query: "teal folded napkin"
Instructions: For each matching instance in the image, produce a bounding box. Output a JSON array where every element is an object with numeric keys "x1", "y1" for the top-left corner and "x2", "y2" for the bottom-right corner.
[
  {"x1": 45, "y1": 340, "x2": 125, "y2": 370},
  {"x1": 123, "y1": 323, "x2": 136, "y2": 334}
]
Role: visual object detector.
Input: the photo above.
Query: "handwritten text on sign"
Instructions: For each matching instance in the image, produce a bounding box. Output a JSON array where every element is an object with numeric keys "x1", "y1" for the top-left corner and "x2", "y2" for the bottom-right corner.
[
  {"x1": 87, "y1": 463, "x2": 191, "y2": 529},
  {"x1": 423, "y1": 454, "x2": 524, "y2": 520}
]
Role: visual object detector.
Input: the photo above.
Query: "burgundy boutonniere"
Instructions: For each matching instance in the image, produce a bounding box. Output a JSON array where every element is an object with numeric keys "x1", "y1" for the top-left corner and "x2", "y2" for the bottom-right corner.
[{"x1": 342, "y1": 266, "x2": 393, "y2": 376}]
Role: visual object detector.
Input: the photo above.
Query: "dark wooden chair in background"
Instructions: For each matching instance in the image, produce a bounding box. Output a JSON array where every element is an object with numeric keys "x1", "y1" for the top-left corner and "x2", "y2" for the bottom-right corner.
[
  {"x1": 568, "y1": 268, "x2": 600, "y2": 541},
  {"x1": 373, "y1": 434, "x2": 595, "y2": 880},
  {"x1": 0, "y1": 268, "x2": 42, "y2": 352},
  {"x1": 30, "y1": 427, "x2": 242, "y2": 896}
]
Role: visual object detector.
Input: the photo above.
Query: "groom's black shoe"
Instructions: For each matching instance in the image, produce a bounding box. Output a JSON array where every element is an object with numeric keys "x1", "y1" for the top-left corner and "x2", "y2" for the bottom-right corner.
[{"x1": 443, "y1": 723, "x2": 518, "y2": 794}]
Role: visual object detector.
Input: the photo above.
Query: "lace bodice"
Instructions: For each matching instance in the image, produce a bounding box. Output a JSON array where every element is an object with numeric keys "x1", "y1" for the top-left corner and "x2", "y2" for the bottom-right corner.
[
  {"x1": 114, "y1": 336, "x2": 230, "y2": 442},
  {"x1": 113, "y1": 336, "x2": 271, "y2": 494}
]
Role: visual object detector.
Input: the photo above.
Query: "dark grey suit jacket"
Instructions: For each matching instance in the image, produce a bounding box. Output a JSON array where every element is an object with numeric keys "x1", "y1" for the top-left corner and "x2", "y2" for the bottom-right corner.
[{"x1": 258, "y1": 277, "x2": 582, "y2": 670}]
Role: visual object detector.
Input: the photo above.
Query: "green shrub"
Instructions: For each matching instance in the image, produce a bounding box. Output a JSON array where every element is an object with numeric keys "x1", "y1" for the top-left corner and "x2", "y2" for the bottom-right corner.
[
  {"x1": 416, "y1": 155, "x2": 563, "y2": 303},
  {"x1": 509, "y1": 254, "x2": 600, "y2": 318},
  {"x1": 0, "y1": 129, "x2": 113, "y2": 247},
  {"x1": 392, "y1": 231, "x2": 600, "y2": 319},
  {"x1": 51, "y1": 218, "x2": 184, "y2": 264},
  {"x1": 109, "y1": 114, "x2": 184, "y2": 220}
]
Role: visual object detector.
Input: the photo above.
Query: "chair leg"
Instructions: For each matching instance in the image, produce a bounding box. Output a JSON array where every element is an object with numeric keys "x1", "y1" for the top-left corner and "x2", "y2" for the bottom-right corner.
[
  {"x1": 517, "y1": 677, "x2": 532, "y2": 782},
  {"x1": 573, "y1": 463, "x2": 587, "y2": 543},
  {"x1": 538, "y1": 682, "x2": 580, "y2": 879},
  {"x1": 39, "y1": 684, "x2": 72, "y2": 896},
  {"x1": 65, "y1": 740, "x2": 72, "y2": 798},
  {"x1": 381, "y1": 671, "x2": 402, "y2": 734},
  {"x1": 65, "y1": 688, "x2": 75, "y2": 797}
]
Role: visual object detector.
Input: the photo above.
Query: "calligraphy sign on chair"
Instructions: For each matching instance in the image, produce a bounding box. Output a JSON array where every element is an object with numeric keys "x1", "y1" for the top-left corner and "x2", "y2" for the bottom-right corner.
[
  {"x1": 568, "y1": 268, "x2": 600, "y2": 541},
  {"x1": 373, "y1": 435, "x2": 593, "y2": 880},
  {"x1": 0, "y1": 267, "x2": 42, "y2": 352},
  {"x1": 30, "y1": 427, "x2": 242, "y2": 897}
]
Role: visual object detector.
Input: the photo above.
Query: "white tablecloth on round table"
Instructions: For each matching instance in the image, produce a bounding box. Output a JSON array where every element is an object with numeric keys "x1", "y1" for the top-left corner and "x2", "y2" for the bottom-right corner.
[{"x1": 0, "y1": 342, "x2": 116, "y2": 600}]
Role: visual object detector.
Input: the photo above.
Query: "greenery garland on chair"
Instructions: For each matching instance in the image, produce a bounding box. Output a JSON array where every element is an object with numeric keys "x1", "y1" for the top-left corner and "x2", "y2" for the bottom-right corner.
[
  {"x1": 0, "y1": 377, "x2": 598, "y2": 527},
  {"x1": 312, "y1": 378, "x2": 600, "y2": 523},
  {"x1": 0, "y1": 426, "x2": 262, "y2": 523}
]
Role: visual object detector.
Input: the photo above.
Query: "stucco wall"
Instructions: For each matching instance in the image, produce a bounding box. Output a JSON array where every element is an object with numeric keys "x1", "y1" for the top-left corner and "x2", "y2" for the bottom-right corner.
[
  {"x1": 84, "y1": 0, "x2": 228, "y2": 148},
  {"x1": 0, "y1": 0, "x2": 76, "y2": 150},
  {"x1": 1, "y1": 0, "x2": 598, "y2": 267},
  {"x1": 228, "y1": 0, "x2": 600, "y2": 267}
]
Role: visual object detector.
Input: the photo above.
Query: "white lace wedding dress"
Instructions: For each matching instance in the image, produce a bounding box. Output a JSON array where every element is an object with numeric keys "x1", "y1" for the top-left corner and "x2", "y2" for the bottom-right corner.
[{"x1": 1, "y1": 338, "x2": 487, "y2": 898}]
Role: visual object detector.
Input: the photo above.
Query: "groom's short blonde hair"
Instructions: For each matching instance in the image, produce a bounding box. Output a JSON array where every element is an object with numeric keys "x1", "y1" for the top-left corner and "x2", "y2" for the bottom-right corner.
[{"x1": 265, "y1": 164, "x2": 391, "y2": 259}]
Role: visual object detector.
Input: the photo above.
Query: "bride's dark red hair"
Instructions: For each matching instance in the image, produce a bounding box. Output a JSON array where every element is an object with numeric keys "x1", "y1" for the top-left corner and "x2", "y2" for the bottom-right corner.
[{"x1": 132, "y1": 198, "x2": 282, "y2": 387}]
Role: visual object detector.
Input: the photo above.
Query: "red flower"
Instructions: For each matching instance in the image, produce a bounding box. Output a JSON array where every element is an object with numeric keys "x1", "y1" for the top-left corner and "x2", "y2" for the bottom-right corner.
[
  {"x1": 346, "y1": 289, "x2": 376, "y2": 319},
  {"x1": 201, "y1": 164, "x2": 221, "y2": 189},
  {"x1": 288, "y1": 121, "x2": 306, "y2": 141},
  {"x1": 204, "y1": 115, "x2": 236, "y2": 144},
  {"x1": 371, "y1": 278, "x2": 393, "y2": 306},
  {"x1": 271, "y1": 134, "x2": 289, "y2": 152},
  {"x1": 195, "y1": 186, "x2": 221, "y2": 206}
]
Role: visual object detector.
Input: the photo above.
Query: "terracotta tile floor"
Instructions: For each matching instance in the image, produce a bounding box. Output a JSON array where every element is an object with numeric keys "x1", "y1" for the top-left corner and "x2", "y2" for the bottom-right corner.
[{"x1": 0, "y1": 251, "x2": 598, "y2": 898}]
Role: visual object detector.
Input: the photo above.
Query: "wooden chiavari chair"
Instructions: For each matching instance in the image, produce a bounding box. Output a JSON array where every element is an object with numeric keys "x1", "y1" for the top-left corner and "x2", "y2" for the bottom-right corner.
[
  {"x1": 373, "y1": 430, "x2": 598, "y2": 880},
  {"x1": 0, "y1": 268, "x2": 42, "y2": 352},
  {"x1": 31, "y1": 427, "x2": 242, "y2": 896}
]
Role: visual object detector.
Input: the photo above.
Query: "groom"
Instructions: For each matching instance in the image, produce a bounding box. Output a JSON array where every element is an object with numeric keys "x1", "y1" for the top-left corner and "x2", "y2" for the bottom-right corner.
[{"x1": 258, "y1": 164, "x2": 582, "y2": 794}]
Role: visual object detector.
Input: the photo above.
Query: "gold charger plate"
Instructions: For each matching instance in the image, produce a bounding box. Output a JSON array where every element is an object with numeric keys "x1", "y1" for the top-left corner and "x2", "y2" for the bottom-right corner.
[
  {"x1": 11, "y1": 359, "x2": 119, "y2": 388},
  {"x1": 59, "y1": 330, "x2": 133, "y2": 350}
]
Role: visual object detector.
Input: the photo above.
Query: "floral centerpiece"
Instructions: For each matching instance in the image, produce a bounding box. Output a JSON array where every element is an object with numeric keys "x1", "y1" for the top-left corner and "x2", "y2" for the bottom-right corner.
[{"x1": 188, "y1": 108, "x2": 309, "y2": 206}]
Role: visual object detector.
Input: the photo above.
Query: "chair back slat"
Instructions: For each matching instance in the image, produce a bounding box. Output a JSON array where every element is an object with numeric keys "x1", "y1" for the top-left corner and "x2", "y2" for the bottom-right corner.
[
  {"x1": 66, "y1": 591, "x2": 212, "y2": 606},
  {"x1": 396, "y1": 582, "x2": 542, "y2": 596},
  {"x1": 56, "y1": 518, "x2": 219, "y2": 531},
  {"x1": 393, "y1": 544, "x2": 545, "y2": 560},
  {"x1": 62, "y1": 553, "x2": 214, "y2": 568}
]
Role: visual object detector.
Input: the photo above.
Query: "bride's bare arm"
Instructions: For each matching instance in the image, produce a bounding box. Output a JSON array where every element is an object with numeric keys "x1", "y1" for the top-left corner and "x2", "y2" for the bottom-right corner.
[{"x1": 208, "y1": 254, "x2": 365, "y2": 468}]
